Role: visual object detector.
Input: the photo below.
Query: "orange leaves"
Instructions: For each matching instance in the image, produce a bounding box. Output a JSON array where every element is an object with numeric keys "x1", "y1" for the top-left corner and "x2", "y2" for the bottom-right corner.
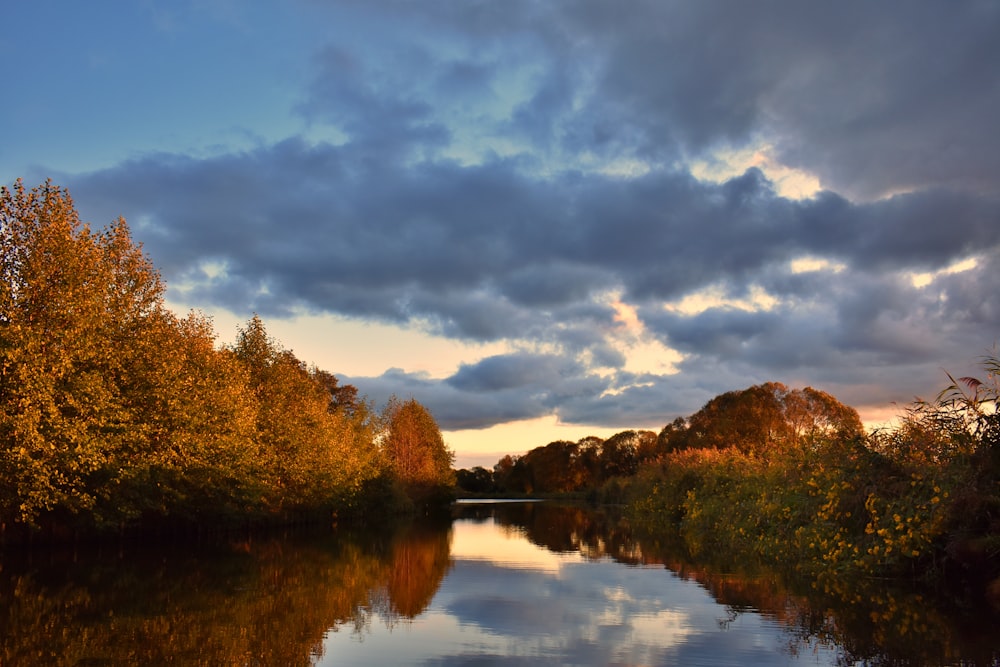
[
  {"x1": 1, "y1": 183, "x2": 388, "y2": 532},
  {"x1": 381, "y1": 397, "x2": 454, "y2": 505}
]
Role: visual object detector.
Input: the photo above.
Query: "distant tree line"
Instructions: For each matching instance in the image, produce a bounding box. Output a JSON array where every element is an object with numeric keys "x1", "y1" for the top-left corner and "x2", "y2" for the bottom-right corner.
[
  {"x1": 458, "y1": 430, "x2": 656, "y2": 496},
  {"x1": 457, "y1": 382, "x2": 863, "y2": 496},
  {"x1": 0, "y1": 180, "x2": 453, "y2": 541}
]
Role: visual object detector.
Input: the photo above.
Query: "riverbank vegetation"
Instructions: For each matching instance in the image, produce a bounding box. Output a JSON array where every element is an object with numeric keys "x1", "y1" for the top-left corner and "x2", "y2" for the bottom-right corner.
[
  {"x1": 459, "y1": 372, "x2": 1000, "y2": 602},
  {"x1": 0, "y1": 180, "x2": 454, "y2": 542},
  {"x1": 623, "y1": 368, "x2": 1000, "y2": 597}
]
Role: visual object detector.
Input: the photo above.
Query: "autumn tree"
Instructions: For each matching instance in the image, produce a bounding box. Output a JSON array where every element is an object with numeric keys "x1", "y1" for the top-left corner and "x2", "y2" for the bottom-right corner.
[
  {"x1": 667, "y1": 382, "x2": 863, "y2": 457},
  {"x1": 517, "y1": 440, "x2": 588, "y2": 493},
  {"x1": 381, "y1": 397, "x2": 454, "y2": 506},
  {"x1": 0, "y1": 180, "x2": 189, "y2": 528},
  {"x1": 121, "y1": 311, "x2": 259, "y2": 522},
  {"x1": 0, "y1": 180, "x2": 273, "y2": 529},
  {"x1": 656, "y1": 417, "x2": 690, "y2": 456},
  {"x1": 493, "y1": 454, "x2": 531, "y2": 493},
  {"x1": 782, "y1": 386, "x2": 866, "y2": 443},
  {"x1": 231, "y1": 315, "x2": 384, "y2": 514},
  {"x1": 312, "y1": 368, "x2": 360, "y2": 414},
  {"x1": 632, "y1": 429, "x2": 660, "y2": 465},
  {"x1": 0, "y1": 180, "x2": 388, "y2": 534}
]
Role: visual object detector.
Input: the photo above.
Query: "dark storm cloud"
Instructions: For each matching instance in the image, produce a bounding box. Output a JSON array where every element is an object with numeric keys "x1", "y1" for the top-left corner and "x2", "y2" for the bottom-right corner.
[
  {"x1": 345, "y1": 0, "x2": 1000, "y2": 198},
  {"x1": 500, "y1": 262, "x2": 610, "y2": 308},
  {"x1": 67, "y1": 145, "x2": 1000, "y2": 429},
  {"x1": 72, "y1": 146, "x2": 998, "y2": 325},
  {"x1": 344, "y1": 352, "x2": 636, "y2": 430},
  {"x1": 343, "y1": 367, "x2": 551, "y2": 430},
  {"x1": 58, "y1": 0, "x2": 1000, "y2": 433},
  {"x1": 448, "y1": 353, "x2": 578, "y2": 393},
  {"x1": 556, "y1": 0, "x2": 1000, "y2": 200}
]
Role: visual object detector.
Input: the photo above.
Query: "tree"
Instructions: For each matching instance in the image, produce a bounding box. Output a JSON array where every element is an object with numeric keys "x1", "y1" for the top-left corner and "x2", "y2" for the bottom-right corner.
[
  {"x1": 633, "y1": 430, "x2": 660, "y2": 465},
  {"x1": 0, "y1": 180, "x2": 175, "y2": 527},
  {"x1": 493, "y1": 454, "x2": 531, "y2": 493},
  {"x1": 381, "y1": 398, "x2": 454, "y2": 505},
  {"x1": 656, "y1": 417, "x2": 690, "y2": 455},
  {"x1": 121, "y1": 311, "x2": 259, "y2": 523},
  {"x1": 783, "y1": 386, "x2": 865, "y2": 443},
  {"x1": 456, "y1": 466, "x2": 496, "y2": 494},
  {"x1": 676, "y1": 382, "x2": 862, "y2": 457},
  {"x1": 0, "y1": 180, "x2": 392, "y2": 533},
  {"x1": 231, "y1": 314, "x2": 383, "y2": 514},
  {"x1": 599, "y1": 430, "x2": 642, "y2": 479},
  {"x1": 311, "y1": 368, "x2": 360, "y2": 414},
  {"x1": 519, "y1": 440, "x2": 586, "y2": 493}
]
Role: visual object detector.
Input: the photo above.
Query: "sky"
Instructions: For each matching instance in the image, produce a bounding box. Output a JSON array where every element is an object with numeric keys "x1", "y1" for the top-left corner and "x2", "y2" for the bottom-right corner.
[{"x1": 3, "y1": 1, "x2": 999, "y2": 469}]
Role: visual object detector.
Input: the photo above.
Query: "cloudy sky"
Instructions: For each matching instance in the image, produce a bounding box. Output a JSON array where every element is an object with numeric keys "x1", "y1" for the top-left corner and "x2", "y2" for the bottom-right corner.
[{"x1": 4, "y1": 1, "x2": 998, "y2": 467}]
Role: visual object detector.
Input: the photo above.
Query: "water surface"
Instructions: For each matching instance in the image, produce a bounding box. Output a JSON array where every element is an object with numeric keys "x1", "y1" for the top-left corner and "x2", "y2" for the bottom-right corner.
[{"x1": 1, "y1": 501, "x2": 997, "y2": 665}]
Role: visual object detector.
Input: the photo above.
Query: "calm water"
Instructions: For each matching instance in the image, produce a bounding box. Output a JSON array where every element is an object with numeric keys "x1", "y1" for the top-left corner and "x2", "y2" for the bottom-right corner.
[{"x1": 1, "y1": 501, "x2": 998, "y2": 666}]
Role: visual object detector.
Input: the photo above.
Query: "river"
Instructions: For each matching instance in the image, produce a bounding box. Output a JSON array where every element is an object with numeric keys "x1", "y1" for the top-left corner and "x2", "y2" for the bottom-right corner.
[{"x1": 1, "y1": 500, "x2": 997, "y2": 665}]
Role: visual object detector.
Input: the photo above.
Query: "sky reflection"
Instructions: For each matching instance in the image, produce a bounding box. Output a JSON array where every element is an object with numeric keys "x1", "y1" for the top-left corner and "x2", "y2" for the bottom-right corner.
[{"x1": 319, "y1": 516, "x2": 838, "y2": 666}]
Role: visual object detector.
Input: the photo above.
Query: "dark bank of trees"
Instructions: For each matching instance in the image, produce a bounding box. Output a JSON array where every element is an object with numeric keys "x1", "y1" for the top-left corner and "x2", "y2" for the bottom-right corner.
[
  {"x1": 0, "y1": 180, "x2": 454, "y2": 541},
  {"x1": 460, "y1": 429, "x2": 658, "y2": 496}
]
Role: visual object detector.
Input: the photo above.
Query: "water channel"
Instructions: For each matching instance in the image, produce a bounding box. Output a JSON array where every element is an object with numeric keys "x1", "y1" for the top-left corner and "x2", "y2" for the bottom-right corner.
[{"x1": 1, "y1": 500, "x2": 998, "y2": 665}]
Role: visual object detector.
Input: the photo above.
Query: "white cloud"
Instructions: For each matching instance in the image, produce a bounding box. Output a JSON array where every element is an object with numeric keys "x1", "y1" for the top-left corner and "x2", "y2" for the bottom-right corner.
[
  {"x1": 663, "y1": 284, "x2": 781, "y2": 317},
  {"x1": 909, "y1": 256, "x2": 979, "y2": 289}
]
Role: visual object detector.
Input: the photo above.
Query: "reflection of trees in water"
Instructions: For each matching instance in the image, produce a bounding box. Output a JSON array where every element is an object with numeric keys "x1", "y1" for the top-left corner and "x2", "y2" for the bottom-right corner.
[
  {"x1": 2, "y1": 537, "x2": 360, "y2": 665},
  {"x1": 454, "y1": 501, "x2": 1000, "y2": 666},
  {"x1": 370, "y1": 518, "x2": 453, "y2": 623},
  {"x1": 454, "y1": 501, "x2": 645, "y2": 564},
  {"x1": 0, "y1": 520, "x2": 452, "y2": 666},
  {"x1": 3, "y1": 506, "x2": 997, "y2": 665}
]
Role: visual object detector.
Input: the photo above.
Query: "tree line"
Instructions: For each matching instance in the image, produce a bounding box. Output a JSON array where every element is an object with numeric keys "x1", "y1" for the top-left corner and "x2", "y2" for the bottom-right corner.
[
  {"x1": 0, "y1": 180, "x2": 454, "y2": 540},
  {"x1": 458, "y1": 370, "x2": 1000, "y2": 597},
  {"x1": 457, "y1": 383, "x2": 863, "y2": 496}
]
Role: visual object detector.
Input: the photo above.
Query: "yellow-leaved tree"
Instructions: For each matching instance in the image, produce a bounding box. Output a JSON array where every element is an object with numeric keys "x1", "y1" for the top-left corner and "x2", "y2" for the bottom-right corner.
[
  {"x1": 0, "y1": 180, "x2": 168, "y2": 528},
  {"x1": 231, "y1": 314, "x2": 385, "y2": 516},
  {"x1": 0, "y1": 181, "x2": 256, "y2": 531},
  {"x1": 381, "y1": 397, "x2": 454, "y2": 506}
]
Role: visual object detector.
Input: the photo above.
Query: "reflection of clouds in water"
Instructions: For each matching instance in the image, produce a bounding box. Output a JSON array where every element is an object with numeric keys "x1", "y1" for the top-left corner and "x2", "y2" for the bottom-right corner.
[
  {"x1": 436, "y1": 531, "x2": 707, "y2": 664},
  {"x1": 598, "y1": 585, "x2": 695, "y2": 655},
  {"x1": 622, "y1": 608, "x2": 699, "y2": 665},
  {"x1": 319, "y1": 519, "x2": 838, "y2": 666}
]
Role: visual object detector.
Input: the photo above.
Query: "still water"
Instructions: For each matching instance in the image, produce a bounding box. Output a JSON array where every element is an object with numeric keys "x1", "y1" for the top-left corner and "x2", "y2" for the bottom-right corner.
[{"x1": 1, "y1": 501, "x2": 998, "y2": 665}]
